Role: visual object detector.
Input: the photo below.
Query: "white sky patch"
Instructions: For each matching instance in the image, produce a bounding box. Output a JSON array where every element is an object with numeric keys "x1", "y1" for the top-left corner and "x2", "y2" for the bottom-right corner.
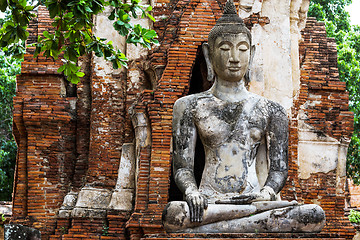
[{"x1": 346, "y1": 1, "x2": 360, "y2": 26}]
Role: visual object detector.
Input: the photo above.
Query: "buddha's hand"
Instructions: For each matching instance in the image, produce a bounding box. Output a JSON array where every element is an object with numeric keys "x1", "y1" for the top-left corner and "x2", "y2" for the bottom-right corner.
[
  {"x1": 217, "y1": 186, "x2": 276, "y2": 205},
  {"x1": 185, "y1": 191, "x2": 208, "y2": 222}
]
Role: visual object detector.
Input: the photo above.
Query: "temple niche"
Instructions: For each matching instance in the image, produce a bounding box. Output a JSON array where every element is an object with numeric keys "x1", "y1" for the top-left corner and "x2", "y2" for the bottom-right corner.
[{"x1": 8, "y1": 0, "x2": 355, "y2": 239}]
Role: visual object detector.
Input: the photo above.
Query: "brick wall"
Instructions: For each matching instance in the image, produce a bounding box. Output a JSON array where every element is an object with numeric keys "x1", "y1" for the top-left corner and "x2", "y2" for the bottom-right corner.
[
  {"x1": 347, "y1": 179, "x2": 360, "y2": 208},
  {"x1": 283, "y1": 18, "x2": 355, "y2": 239},
  {"x1": 10, "y1": 3, "x2": 355, "y2": 240},
  {"x1": 12, "y1": 7, "x2": 77, "y2": 237}
]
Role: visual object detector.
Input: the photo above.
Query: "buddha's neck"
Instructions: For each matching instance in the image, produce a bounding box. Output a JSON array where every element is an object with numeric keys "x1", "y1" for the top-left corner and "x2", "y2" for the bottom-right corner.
[{"x1": 210, "y1": 77, "x2": 249, "y2": 102}]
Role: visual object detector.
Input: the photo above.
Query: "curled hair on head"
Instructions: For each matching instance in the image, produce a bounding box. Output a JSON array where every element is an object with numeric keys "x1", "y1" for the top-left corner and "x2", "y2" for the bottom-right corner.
[
  {"x1": 207, "y1": 0, "x2": 252, "y2": 51},
  {"x1": 207, "y1": 25, "x2": 252, "y2": 51}
]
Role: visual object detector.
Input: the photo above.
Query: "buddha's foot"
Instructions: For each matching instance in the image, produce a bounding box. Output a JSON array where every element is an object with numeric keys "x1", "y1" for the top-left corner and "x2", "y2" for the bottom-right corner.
[{"x1": 163, "y1": 201, "x2": 325, "y2": 233}]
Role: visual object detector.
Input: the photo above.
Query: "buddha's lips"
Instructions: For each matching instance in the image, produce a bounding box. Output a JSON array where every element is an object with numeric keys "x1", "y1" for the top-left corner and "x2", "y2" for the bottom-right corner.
[{"x1": 227, "y1": 67, "x2": 241, "y2": 71}]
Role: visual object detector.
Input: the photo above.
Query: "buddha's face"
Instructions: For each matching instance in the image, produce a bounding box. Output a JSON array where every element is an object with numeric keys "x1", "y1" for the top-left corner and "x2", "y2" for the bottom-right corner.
[{"x1": 210, "y1": 33, "x2": 250, "y2": 83}]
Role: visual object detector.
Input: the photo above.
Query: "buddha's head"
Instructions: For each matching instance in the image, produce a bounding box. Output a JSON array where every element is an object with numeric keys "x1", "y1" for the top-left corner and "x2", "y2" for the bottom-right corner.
[{"x1": 203, "y1": 0, "x2": 254, "y2": 83}]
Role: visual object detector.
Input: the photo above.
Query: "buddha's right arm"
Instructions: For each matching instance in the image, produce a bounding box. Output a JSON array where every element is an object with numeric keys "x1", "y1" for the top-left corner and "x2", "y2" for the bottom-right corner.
[
  {"x1": 172, "y1": 97, "x2": 198, "y2": 194},
  {"x1": 172, "y1": 97, "x2": 208, "y2": 222}
]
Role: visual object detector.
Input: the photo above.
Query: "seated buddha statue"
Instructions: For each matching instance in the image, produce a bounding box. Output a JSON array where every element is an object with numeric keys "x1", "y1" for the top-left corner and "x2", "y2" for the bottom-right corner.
[{"x1": 162, "y1": 0, "x2": 326, "y2": 233}]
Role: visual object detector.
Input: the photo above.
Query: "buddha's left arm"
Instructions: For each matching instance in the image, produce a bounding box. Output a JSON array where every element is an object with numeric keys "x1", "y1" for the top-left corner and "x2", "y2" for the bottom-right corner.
[{"x1": 264, "y1": 101, "x2": 289, "y2": 195}]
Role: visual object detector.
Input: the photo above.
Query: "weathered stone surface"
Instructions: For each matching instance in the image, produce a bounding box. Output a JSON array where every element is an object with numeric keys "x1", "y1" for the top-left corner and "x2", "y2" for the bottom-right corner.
[
  {"x1": 163, "y1": 0, "x2": 325, "y2": 233},
  {"x1": 4, "y1": 224, "x2": 41, "y2": 240},
  {"x1": 108, "y1": 189, "x2": 134, "y2": 211},
  {"x1": 58, "y1": 209, "x2": 72, "y2": 218},
  {"x1": 75, "y1": 187, "x2": 111, "y2": 209},
  {"x1": 115, "y1": 143, "x2": 135, "y2": 190},
  {"x1": 247, "y1": 0, "x2": 293, "y2": 111},
  {"x1": 298, "y1": 128, "x2": 341, "y2": 179},
  {"x1": 163, "y1": 201, "x2": 299, "y2": 231},
  {"x1": 107, "y1": 143, "x2": 136, "y2": 211},
  {"x1": 165, "y1": 203, "x2": 325, "y2": 233},
  {"x1": 0, "y1": 202, "x2": 12, "y2": 217},
  {"x1": 60, "y1": 191, "x2": 78, "y2": 210},
  {"x1": 71, "y1": 208, "x2": 107, "y2": 218}
]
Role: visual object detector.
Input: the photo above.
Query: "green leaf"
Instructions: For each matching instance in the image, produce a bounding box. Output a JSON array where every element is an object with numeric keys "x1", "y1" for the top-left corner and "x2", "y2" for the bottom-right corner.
[
  {"x1": 112, "y1": 59, "x2": 120, "y2": 69},
  {"x1": 1, "y1": 31, "x2": 13, "y2": 42},
  {"x1": 48, "y1": 2, "x2": 60, "y2": 18},
  {"x1": 34, "y1": 46, "x2": 41, "y2": 57},
  {"x1": 69, "y1": 74, "x2": 80, "y2": 84},
  {"x1": 108, "y1": 10, "x2": 116, "y2": 20},
  {"x1": 93, "y1": 43, "x2": 103, "y2": 57},
  {"x1": 17, "y1": 0, "x2": 27, "y2": 7},
  {"x1": 25, "y1": 5, "x2": 34, "y2": 11},
  {"x1": 79, "y1": 44, "x2": 86, "y2": 55},
  {"x1": 65, "y1": 46, "x2": 79, "y2": 62},
  {"x1": 0, "y1": 0, "x2": 8, "y2": 12},
  {"x1": 121, "y1": 13, "x2": 129, "y2": 22},
  {"x1": 85, "y1": 6, "x2": 93, "y2": 13},
  {"x1": 42, "y1": 31, "x2": 52, "y2": 39},
  {"x1": 103, "y1": 48, "x2": 112, "y2": 58},
  {"x1": 143, "y1": 30, "x2": 157, "y2": 39},
  {"x1": 76, "y1": 71, "x2": 85, "y2": 77},
  {"x1": 131, "y1": 9, "x2": 137, "y2": 18},
  {"x1": 57, "y1": 64, "x2": 66, "y2": 73},
  {"x1": 146, "y1": 13, "x2": 155, "y2": 22},
  {"x1": 133, "y1": 24, "x2": 141, "y2": 35},
  {"x1": 16, "y1": 26, "x2": 28, "y2": 41}
]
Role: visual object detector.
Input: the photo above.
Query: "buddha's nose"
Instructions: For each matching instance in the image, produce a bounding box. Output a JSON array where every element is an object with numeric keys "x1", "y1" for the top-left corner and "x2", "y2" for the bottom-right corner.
[{"x1": 229, "y1": 49, "x2": 240, "y2": 63}]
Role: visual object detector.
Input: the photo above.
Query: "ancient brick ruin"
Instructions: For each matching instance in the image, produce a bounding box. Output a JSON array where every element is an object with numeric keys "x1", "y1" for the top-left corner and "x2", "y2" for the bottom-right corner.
[{"x1": 9, "y1": 0, "x2": 356, "y2": 239}]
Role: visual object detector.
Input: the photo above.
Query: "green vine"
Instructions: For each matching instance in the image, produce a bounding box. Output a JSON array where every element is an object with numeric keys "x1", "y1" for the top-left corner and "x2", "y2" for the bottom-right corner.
[
  {"x1": 349, "y1": 209, "x2": 360, "y2": 223},
  {"x1": 0, "y1": 0, "x2": 159, "y2": 84}
]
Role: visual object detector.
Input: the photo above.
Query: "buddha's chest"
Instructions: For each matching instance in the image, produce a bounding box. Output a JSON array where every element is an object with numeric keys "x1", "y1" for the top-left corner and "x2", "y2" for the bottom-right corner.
[{"x1": 193, "y1": 98, "x2": 267, "y2": 148}]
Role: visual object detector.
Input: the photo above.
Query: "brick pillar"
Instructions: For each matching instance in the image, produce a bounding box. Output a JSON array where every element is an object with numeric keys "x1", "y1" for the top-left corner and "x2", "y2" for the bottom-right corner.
[{"x1": 11, "y1": 6, "x2": 78, "y2": 239}]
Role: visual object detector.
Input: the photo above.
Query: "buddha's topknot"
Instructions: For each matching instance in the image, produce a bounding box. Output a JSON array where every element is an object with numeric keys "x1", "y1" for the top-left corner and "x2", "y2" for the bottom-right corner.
[
  {"x1": 219, "y1": 0, "x2": 243, "y2": 23},
  {"x1": 223, "y1": 0, "x2": 238, "y2": 15},
  {"x1": 208, "y1": 0, "x2": 251, "y2": 50}
]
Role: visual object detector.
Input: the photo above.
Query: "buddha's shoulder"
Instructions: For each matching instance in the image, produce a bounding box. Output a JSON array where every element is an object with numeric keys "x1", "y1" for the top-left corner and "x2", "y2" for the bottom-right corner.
[
  {"x1": 247, "y1": 93, "x2": 287, "y2": 114},
  {"x1": 174, "y1": 92, "x2": 213, "y2": 107}
]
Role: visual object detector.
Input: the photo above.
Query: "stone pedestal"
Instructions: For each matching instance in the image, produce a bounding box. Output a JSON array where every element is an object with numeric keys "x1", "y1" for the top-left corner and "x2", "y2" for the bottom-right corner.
[
  {"x1": 142, "y1": 233, "x2": 348, "y2": 240},
  {"x1": 72, "y1": 187, "x2": 111, "y2": 218},
  {"x1": 108, "y1": 189, "x2": 134, "y2": 210}
]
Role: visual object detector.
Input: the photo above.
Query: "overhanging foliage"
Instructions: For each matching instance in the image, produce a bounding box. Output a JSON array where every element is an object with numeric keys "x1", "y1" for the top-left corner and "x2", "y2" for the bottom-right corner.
[{"x1": 0, "y1": 0, "x2": 158, "y2": 83}]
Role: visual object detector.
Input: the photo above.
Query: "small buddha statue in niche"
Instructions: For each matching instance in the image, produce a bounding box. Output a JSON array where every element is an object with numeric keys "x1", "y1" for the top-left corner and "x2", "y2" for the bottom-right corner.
[{"x1": 162, "y1": 0, "x2": 326, "y2": 233}]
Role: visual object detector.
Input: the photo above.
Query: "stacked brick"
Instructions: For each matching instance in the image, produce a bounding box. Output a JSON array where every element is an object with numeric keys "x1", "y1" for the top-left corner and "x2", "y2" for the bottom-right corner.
[
  {"x1": 10, "y1": 3, "x2": 356, "y2": 240},
  {"x1": 49, "y1": 213, "x2": 129, "y2": 239},
  {"x1": 71, "y1": 55, "x2": 92, "y2": 190},
  {"x1": 85, "y1": 63, "x2": 126, "y2": 188},
  {"x1": 347, "y1": 179, "x2": 360, "y2": 208},
  {"x1": 285, "y1": 18, "x2": 355, "y2": 239},
  {"x1": 11, "y1": 6, "x2": 77, "y2": 238}
]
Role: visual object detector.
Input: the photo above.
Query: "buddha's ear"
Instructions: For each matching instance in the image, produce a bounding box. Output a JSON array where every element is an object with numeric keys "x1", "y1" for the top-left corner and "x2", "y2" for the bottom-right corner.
[
  {"x1": 250, "y1": 44, "x2": 256, "y2": 67},
  {"x1": 244, "y1": 45, "x2": 256, "y2": 86},
  {"x1": 202, "y1": 42, "x2": 215, "y2": 82}
]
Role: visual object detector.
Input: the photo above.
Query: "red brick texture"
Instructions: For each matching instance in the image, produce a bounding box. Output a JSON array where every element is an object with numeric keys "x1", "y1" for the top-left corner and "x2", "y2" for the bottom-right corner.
[
  {"x1": 282, "y1": 18, "x2": 355, "y2": 239},
  {"x1": 10, "y1": 3, "x2": 355, "y2": 240},
  {"x1": 347, "y1": 179, "x2": 360, "y2": 208},
  {"x1": 11, "y1": 7, "x2": 77, "y2": 238}
]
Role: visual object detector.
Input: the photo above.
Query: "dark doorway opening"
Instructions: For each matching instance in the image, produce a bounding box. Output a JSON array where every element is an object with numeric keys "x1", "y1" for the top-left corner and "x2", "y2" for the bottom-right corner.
[{"x1": 168, "y1": 44, "x2": 213, "y2": 201}]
